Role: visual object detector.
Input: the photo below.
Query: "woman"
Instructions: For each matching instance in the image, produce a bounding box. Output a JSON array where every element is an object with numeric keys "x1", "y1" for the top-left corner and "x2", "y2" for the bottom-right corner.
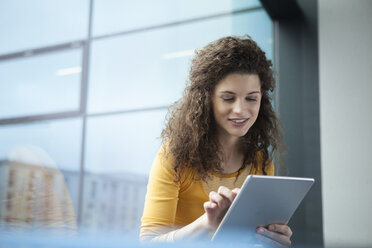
[{"x1": 140, "y1": 36, "x2": 292, "y2": 246}]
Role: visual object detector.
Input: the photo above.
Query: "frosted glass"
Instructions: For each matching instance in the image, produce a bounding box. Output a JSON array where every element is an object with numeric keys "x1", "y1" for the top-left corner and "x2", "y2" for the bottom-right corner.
[
  {"x1": 0, "y1": 49, "x2": 82, "y2": 119},
  {"x1": 82, "y1": 109, "x2": 166, "y2": 231},
  {"x1": 88, "y1": 10, "x2": 272, "y2": 114},
  {"x1": 0, "y1": 118, "x2": 83, "y2": 212},
  {"x1": 92, "y1": 0, "x2": 261, "y2": 37},
  {"x1": 84, "y1": 109, "x2": 166, "y2": 176},
  {"x1": 0, "y1": 0, "x2": 89, "y2": 55}
]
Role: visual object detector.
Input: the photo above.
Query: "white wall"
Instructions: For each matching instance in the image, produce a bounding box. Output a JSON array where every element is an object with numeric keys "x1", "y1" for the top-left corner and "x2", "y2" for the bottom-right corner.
[{"x1": 319, "y1": 0, "x2": 372, "y2": 247}]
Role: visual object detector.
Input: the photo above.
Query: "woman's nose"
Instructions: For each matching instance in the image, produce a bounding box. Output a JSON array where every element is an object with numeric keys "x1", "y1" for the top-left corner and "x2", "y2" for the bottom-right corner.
[{"x1": 232, "y1": 100, "x2": 244, "y2": 113}]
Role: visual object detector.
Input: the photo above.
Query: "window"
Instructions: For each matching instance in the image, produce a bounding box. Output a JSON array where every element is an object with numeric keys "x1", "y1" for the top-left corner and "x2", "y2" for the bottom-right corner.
[
  {"x1": 88, "y1": 10, "x2": 272, "y2": 114},
  {"x1": 0, "y1": 49, "x2": 83, "y2": 119},
  {"x1": 92, "y1": 0, "x2": 261, "y2": 37},
  {"x1": 0, "y1": 0, "x2": 89, "y2": 55},
  {"x1": 0, "y1": 118, "x2": 82, "y2": 212}
]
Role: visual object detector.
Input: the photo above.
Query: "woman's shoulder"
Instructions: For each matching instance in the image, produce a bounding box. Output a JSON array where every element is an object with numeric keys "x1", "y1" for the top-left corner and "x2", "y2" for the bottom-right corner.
[
  {"x1": 151, "y1": 143, "x2": 196, "y2": 184},
  {"x1": 151, "y1": 143, "x2": 175, "y2": 174}
]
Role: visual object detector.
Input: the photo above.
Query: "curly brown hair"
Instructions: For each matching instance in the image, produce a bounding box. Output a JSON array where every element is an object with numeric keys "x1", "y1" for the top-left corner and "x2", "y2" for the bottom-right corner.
[{"x1": 161, "y1": 35, "x2": 283, "y2": 181}]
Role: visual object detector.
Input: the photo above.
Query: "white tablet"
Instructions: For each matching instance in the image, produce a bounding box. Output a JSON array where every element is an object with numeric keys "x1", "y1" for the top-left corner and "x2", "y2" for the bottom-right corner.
[{"x1": 212, "y1": 175, "x2": 314, "y2": 243}]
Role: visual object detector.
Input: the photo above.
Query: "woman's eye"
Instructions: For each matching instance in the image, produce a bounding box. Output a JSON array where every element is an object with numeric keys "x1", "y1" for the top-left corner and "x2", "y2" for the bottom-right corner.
[
  {"x1": 222, "y1": 97, "x2": 234, "y2": 102},
  {"x1": 246, "y1": 98, "x2": 257, "y2": 102}
]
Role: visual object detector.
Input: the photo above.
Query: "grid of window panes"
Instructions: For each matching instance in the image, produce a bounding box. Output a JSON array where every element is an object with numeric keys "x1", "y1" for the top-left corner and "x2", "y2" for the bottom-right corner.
[{"x1": 0, "y1": 0, "x2": 273, "y2": 234}]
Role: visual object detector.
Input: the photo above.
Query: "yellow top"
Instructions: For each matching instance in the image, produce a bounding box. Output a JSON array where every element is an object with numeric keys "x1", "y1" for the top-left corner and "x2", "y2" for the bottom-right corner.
[{"x1": 140, "y1": 145, "x2": 274, "y2": 241}]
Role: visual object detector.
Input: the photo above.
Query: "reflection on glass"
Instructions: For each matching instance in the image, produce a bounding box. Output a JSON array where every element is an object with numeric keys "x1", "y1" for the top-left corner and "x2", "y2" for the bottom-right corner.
[
  {"x1": 0, "y1": 118, "x2": 82, "y2": 231},
  {"x1": 0, "y1": 49, "x2": 82, "y2": 119},
  {"x1": 88, "y1": 10, "x2": 272, "y2": 114},
  {"x1": 0, "y1": 0, "x2": 89, "y2": 55},
  {"x1": 0, "y1": 159, "x2": 76, "y2": 233},
  {"x1": 82, "y1": 109, "x2": 166, "y2": 231},
  {"x1": 92, "y1": 0, "x2": 261, "y2": 37}
]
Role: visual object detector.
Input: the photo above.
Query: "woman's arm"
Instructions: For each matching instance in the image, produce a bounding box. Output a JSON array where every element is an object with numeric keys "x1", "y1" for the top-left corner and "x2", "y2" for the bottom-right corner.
[
  {"x1": 142, "y1": 185, "x2": 239, "y2": 242},
  {"x1": 141, "y1": 192, "x2": 234, "y2": 242},
  {"x1": 144, "y1": 181, "x2": 292, "y2": 246},
  {"x1": 141, "y1": 146, "x2": 225, "y2": 242}
]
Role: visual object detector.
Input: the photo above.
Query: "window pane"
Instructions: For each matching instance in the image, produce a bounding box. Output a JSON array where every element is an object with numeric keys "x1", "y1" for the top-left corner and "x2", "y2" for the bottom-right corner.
[
  {"x1": 0, "y1": 0, "x2": 89, "y2": 55},
  {"x1": 0, "y1": 118, "x2": 82, "y2": 230},
  {"x1": 0, "y1": 49, "x2": 82, "y2": 119},
  {"x1": 88, "y1": 10, "x2": 272, "y2": 114},
  {"x1": 92, "y1": 0, "x2": 261, "y2": 37},
  {"x1": 82, "y1": 109, "x2": 166, "y2": 231},
  {"x1": 84, "y1": 110, "x2": 165, "y2": 175}
]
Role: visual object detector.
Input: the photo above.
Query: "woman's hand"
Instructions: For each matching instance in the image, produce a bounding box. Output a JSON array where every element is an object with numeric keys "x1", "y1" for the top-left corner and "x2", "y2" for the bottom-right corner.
[
  {"x1": 256, "y1": 223, "x2": 293, "y2": 247},
  {"x1": 203, "y1": 186, "x2": 240, "y2": 229},
  {"x1": 203, "y1": 187, "x2": 292, "y2": 247},
  {"x1": 172, "y1": 186, "x2": 240, "y2": 241}
]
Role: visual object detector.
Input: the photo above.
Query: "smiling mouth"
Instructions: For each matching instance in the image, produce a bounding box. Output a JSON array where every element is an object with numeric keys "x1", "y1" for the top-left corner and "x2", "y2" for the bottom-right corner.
[
  {"x1": 229, "y1": 118, "x2": 249, "y2": 126},
  {"x1": 231, "y1": 119, "x2": 246, "y2": 123}
]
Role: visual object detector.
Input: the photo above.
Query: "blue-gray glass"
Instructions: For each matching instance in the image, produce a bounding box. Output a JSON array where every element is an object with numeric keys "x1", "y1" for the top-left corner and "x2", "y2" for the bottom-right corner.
[
  {"x1": 0, "y1": 118, "x2": 82, "y2": 231},
  {"x1": 84, "y1": 109, "x2": 166, "y2": 175},
  {"x1": 82, "y1": 109, "x2": 166, "y2": 231},
  {"x1": 88, "y1": 9, "x2": 272, "y2": 114},
  {"x1": 0, "y1": 49, "x2": 82, "y2": 119},
  {"x1": 0, "y1": 0, "x2": 89, "y2": 55},
  {"x1": 92, "y1": 0, "x2": 261, "y2": 37}
]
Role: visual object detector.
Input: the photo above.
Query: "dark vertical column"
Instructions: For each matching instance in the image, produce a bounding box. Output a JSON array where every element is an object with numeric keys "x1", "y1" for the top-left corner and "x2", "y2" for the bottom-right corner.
[
  {"x1": 277, "y1": 17, "x2": 309, "y2": 246},
  {"x1": 297, "y1": 0, "x2": 323, "y2": 245},
  {"x1": 260, "y1": 0, "x2": 323, "y2": 246}
]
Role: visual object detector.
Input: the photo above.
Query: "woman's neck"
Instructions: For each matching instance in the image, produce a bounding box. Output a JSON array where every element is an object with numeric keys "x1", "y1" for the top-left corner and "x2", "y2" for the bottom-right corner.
[{"x1": 217, "y1": 133, "x2": 244, "y2": 174}]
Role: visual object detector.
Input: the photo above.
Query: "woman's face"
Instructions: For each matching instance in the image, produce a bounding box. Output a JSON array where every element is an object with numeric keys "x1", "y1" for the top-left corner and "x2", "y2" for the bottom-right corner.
[{"x1": 211, "y1": 73, "x2": 262, "y2": 141}]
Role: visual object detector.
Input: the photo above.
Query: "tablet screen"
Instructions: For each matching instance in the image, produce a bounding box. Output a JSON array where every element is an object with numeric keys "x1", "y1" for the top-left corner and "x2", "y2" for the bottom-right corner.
[{"x1": 212, "y1": 175, "x2": 314, "y2": 243}]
